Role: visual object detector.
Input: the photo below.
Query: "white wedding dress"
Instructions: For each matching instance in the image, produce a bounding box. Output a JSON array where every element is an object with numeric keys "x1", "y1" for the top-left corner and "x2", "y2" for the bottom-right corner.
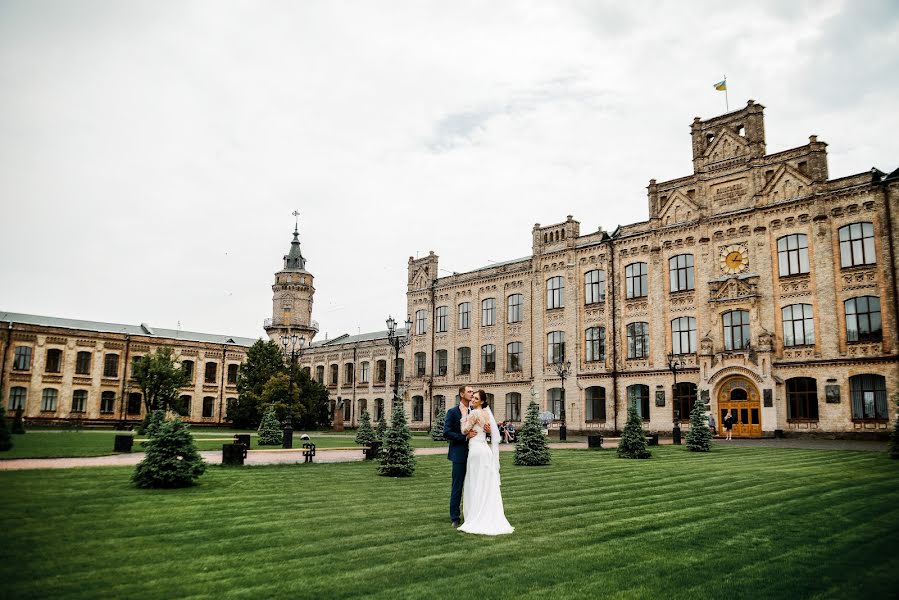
[{"x1": 458, "y1": 409, "x2": 514, "y2": 536}]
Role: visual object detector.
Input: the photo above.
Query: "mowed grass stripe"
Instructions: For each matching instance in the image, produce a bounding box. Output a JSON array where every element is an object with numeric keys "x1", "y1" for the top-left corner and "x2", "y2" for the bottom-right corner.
[{"x1": 3, "y1": 446, "x2": 898, "y2": 600}]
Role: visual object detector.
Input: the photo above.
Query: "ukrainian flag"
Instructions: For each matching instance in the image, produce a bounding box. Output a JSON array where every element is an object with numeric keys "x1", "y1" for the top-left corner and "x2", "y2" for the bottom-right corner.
[{"x1": 714, "y1": 80, "x2": 727, "y2": 91}]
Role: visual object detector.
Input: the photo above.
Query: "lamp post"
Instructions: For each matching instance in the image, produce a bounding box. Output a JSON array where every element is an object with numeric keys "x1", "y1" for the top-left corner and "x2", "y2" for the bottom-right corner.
[
  {"x1": 386, "y1": 315, "x2": 412, "y2": 409},
  {"x1": 667, "y1": 353, "x2": 685, "y2": 445},
  {"x1": 281, "y1": 333, "x2": 306, "y2": 449},
  {"x1": 554, "y1": 357, "x2": 571, "y2": 441}
]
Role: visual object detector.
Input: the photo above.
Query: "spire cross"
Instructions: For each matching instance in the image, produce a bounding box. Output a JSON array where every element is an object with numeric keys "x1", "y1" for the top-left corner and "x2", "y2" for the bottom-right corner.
[{"x1": 292, "y1": 210, "x2": 300, "y2": 232}]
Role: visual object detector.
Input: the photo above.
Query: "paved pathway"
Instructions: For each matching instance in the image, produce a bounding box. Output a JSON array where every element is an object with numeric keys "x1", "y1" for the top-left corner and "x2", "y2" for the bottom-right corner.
[{"x1": 0, "y1": 437, "x2": 886, "y2": 471}]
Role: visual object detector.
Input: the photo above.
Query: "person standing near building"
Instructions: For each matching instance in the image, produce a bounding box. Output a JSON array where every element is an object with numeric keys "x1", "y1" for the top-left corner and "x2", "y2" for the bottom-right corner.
[{"x1": 723, "y1": 412, "x2": 733, "y2": 441}]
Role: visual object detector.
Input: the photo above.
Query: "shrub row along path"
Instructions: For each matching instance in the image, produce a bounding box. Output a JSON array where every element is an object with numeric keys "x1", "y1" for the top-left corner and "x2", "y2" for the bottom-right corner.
[{"x1": 0, "y1": 437, "x2": 885, "y2": 470}]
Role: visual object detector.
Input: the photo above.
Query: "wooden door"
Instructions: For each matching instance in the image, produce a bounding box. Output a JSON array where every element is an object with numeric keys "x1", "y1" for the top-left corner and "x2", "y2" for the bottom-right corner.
[{"x1": 717, "y1": 378, "x2": 762, "y2": 438}]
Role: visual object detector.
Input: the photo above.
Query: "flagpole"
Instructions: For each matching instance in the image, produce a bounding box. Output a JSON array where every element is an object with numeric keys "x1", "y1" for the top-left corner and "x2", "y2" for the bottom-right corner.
[{"x1": 724, "y1": 75, "x2": 729, "y2": 112}]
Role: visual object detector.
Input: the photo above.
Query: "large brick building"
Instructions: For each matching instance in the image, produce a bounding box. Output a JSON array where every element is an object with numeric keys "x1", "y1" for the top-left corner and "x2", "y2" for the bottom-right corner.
[{"x1": 296, "y1": 100, "x2": 899, "y2": 438}]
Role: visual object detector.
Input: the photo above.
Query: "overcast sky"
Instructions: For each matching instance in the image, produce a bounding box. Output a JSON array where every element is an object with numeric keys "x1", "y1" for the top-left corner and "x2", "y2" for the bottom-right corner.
[{"x1": 1, "y1": 0, "x2": 897, "y2": 341}]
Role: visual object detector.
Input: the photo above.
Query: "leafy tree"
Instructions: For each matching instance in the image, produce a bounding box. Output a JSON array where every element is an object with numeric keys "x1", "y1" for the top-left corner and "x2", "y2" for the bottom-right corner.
[
  {"x1": 618, "y1": 401, "x2": 651, "y2": 459},
  {"x1": 130, "y1": 346, "x2": 190, "y2": 414},
  {"x1": 355, "y1": 409, "x2": 376, "y2": 446},
  {"x1": 257, "y1": 405, "x2": 284, "y2": 446},
  {"x1": 378, "y1": 403, "x2": 415, "y2": 477},
  {"x1": 228, "y1": 339, "x2": 285, "y2": 428},
  {"x1": 132, "y1": 413, "x2": 206, "y2": 488},
  {"x1": 0, "y1": 403, "x2": 12, "y2": 452},
  {"x1": 376, "y1": 413, "x2": 388, "y2": 440},
  {"x1": 889, "y1": 393, "x2": 899, "y2": 460},
  {"x1": 514, "y1": 400, "x2": 551, "y2": 466},
  {"x1": 685, "y1": 397, "x2": 713, "y2": 452},
  {"x1": 12, "y1": 407, "x2": 26, "y2": 434},
  {"x1": 431, "y1": 407, "x2": 447, "y2": 441}
]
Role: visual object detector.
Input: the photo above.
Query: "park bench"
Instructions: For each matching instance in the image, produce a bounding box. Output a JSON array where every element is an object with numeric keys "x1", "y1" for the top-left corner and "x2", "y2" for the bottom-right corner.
[
  {"x1": 363, "y1": 441, "x2": 382, "y2": 460},
  {"x1": 303, "y1": 442, "x2": 316, "y2": 463}
]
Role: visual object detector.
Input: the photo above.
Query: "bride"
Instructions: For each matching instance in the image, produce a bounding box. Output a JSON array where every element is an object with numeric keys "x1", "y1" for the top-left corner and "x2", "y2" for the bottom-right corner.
[{"x1": 458, "y1": 390, "x2": 514, "y2": 535}]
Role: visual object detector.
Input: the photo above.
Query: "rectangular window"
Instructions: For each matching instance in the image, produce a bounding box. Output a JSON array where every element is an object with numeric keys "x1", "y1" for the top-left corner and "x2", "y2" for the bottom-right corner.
[
  {"x1": 204, "y1": 362, "x2": 217, "y2": 384},
  {"x1": 375, "y1": 361, "x2": 386, "y2": 383},
  {"x1": 505, "y1": 392, "x2": 521, "y2": 421},
  {"x1": 671, "y1": 317, "x2": 697, "y2": 355},
  {"x1": 100, "y1": 391, "x2": 116, "y2": 414},
  {"x1": 435, "y1": 306, "x2": 448, "y2": 333},
  {"x1": 42, "y1": 389, "x2": 59, "y2": 411},
  {"x1": 723, "y1": 310, "x2": 750, "y2": 351},
  {"x1": 839, "y1": 222, "x2": 876, "y2": 268},
  {"x1": 507, "y1": 342, "x2": 522, "y2": 372},
  {"x1": 435, "y1": 350, "x2": 447, "y2": 376},
  {"x1": 782, "y1": 304, "x2": 815, "y2": 347},
  {"x1": 131, "y1": 356, "x2": 142, "y2": 377},
  {"x1": 628, "y1": 385, "x2": 650, "y2": 420},
  {"x1": 548, "y1": 388, "x2": 563, "y2": 419},
  {"x1": 458, "y1": 303, "x2": 470, "y2": 330},
  {"x1": 71, "y1": 390, "x2": 87, "y2": 413},
  {"x1": 584, "y1": 270, "x2": 606, "y2": 304},
  {"x1": 227, "y1": 364, "x2": 239, "y2": 385},
  {"x1": 202, "y1": 396, "x2": 215, "y2": 418},
  {"x1": 845, "y1": 296, "x2": 882, "y2": 342},
  {"x1": 412, "y1": 396, "x2": 424, "y2": 422},
  {"x1": 75, "y1": 351, "x2": 92, "y2": 375},
  {"x1": 507, "y1": 294, "x2": 523, "y2": 323},
  {"x1": 786, "y1": 378, "x2": 819, "y2": 420},
  {"x1": 394, "y1": 358, "x2": 404, "y2": 381},
  {"x1": 668, "y1": 255, "x2": 695, "y2": 293},
  {"x1": 414, "y1": 353, "x2": 426, "y2": 377},
  {"x1": 330, "y1": 364, "x2": 339, "y2": 385},
  {"x1": 127, "y1": 392, "x2": 142, "y2": 415},
  {"x1": 345, "y1": 363, "x2": 354, "y2": 384},
  {"x1": 45, "y1": 349, "x2": 62, "y2": 373},
  {"x1": 316, "y1": 365, "x2": 325, "y2": 384},
  {"x1": 9, "y1": 387, "x2": 27, "y2": 410},
  {"x1": 480, "y1": 345, "x2": 496, "y2": 373},
  {"x1": 626, "y1": 263, "x2": 648, "y2": 299},
  {"x1": 13, "y1": 346, "x2": 32, "y2": 370},
  {"x1": 181, "y1": 360, "x2": 195, "y2": 382},
  {"x1": 481, "y1": 298, "x2": 495, "y2": 326},
  {"x1": 586, "y1": 387, "x2": 606, "y2": 421},
  {"x1": 850, "y1": 374, "x2": 887, "y2": 420},
  {"x1": 546, "y1": 276, "x2": 565, "y2": 309},
  {"x1": 103, "y1": 353, "x2": 119, "y2": 378},
  {"x1": 547, "y1": 331, "x2": 565, "y2": 364},
  {"x1": 415, "y1": 309, "x2": 427, "y2": 335},
  {"x1": 458, "y1": 347, "x2": 471, "y2": 375},
  {"x1": 627, "y1": 323, "x2": 649, "y2": 359},
  {"x1": 777, "y1": 234, "x2": 810, "y2": 276},
  {"x1": 360, "y1": 361, "x2": 370, "y2": 383},
  {"x1": 585, "y1": 327, "x2": 605, "y2": 362}
]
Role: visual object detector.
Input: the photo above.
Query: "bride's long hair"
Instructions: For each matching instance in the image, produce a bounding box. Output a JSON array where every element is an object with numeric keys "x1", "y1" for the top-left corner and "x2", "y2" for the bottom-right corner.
[{"x1": 475, "y1": 389, "x2": 489, "y2": 410}]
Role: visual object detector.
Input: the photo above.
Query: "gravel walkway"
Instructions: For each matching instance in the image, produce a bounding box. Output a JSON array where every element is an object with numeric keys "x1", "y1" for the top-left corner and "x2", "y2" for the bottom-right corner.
[{"x1": 0, "y1": 437, "x2": 886, "y2": 471}]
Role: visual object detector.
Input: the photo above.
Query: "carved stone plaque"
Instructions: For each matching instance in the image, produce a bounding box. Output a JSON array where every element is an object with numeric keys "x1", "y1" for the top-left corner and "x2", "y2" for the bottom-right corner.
[
  {"x1": 655, "y1": 390, "x2": 666, "y2": 407},
  {"x1": 700, "y1": 389, "x2": 709, "y2": 404},
  {"x1": 825, "y1": 385, "x2": 841, "y2": 404},
  {"x1": 763, "y1": 389, "x2": 773, "y2": 407}
]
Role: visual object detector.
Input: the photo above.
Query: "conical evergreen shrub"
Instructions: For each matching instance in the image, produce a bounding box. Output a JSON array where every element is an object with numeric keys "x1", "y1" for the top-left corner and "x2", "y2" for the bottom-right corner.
[
  {"x1": 355, "y1": 409, "x2": 376, "y2": 446},
  {"x1": 431, "y1": 407, "x2": 447, "y2": 441},
  {"x1": 889, "y1": 393, "x2": 899, "y2": 460},
  {"x1": 378, "y1": 403, "x2": 415, "y2": 477},
  {"x1": 132, "y1": 416, "x2": 206, "y2": 488},
  {"x1": 514, "y1": 400, "x2": 551, "y2": 466},
  {"x1": 376, "y1": 413, "x2": 388, "y2": 441},
  {"x1": 685, "y1": 397, "x2": 713, "y2": 452},
  {"x1": 0, "y1": 404, "x2": 12, "y2": 452},
  {"x1": 12, "y1": 407, "x2": 26, "y2": 434},
  {"x1": 257, "y1": 406, "x2": 284, "y2": 446},
  {"x1": 617, "y1": 400, "x2": 651, "y2": 459}
]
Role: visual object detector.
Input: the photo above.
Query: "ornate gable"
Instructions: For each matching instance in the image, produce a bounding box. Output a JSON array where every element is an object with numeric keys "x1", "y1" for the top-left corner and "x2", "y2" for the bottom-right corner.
[
  {"x1": 410, "y1": 266, "x2": 431, "y2": 290},
  {"x1": 659, "y1": 190, "x2": 700, "y2": 225},
  {"x1": 704, "y1": 128, "x2": 750, "y2": 163},
  {"x1": 759, "y1": 164, "x2": 813, "y2": 203},
  {"x1": 709, "y1": 275, "x2": 760, "y2": 305}
]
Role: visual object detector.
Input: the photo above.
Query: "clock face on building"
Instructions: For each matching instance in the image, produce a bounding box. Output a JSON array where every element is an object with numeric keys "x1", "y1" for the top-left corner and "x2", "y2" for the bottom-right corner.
[{"x1": 719, "y1": 244, "x2": 749, "y2": 275}]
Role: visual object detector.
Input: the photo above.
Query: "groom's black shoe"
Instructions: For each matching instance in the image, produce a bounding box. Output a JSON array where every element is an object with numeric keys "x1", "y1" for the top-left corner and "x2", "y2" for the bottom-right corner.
[{"x1": 452, "y1": 521, "x2": 461, "y2": 528}]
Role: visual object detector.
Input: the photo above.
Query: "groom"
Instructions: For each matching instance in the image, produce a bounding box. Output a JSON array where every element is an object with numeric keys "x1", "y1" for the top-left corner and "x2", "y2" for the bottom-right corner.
[{"x1": 444, "y1": 384, "x2": 477, "y2": 527}]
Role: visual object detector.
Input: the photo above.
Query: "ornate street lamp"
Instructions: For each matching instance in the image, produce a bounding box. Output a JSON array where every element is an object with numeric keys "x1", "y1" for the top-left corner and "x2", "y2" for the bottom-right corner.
[
  {"x1": 667, "y1": 353, "x2": 685, "y2": 445},
  {"x1": 386, "y1": 315, "x2": 412, "y2": 409},
  {"x1": 554, "y1": 357, "x2": 572, "y2": 441},
  {"x1": 281, "y1": 333, "x2": 306, "y2": 449}
]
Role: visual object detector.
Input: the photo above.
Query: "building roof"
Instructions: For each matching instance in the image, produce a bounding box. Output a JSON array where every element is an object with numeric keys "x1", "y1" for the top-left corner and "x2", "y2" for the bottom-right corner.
[
  {"x1": 309, "y1": 328, "x2": 408, "y2": 348},
  {"x1": 0, "y1": 312, "x2": 258, "y2": 347}
]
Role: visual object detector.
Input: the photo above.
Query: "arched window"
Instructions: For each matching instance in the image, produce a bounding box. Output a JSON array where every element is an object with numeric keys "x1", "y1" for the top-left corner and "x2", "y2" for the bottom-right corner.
[
  {"x1": 625, "y1": 263, "x2": 648, "y2": 299},
  {"x1": 507, "y1": 342, "x2": 522, "y2": 372},
  {"x1": 673, "y1": 382, "x2": 697, "y2": 421},
  {"x1": 415, "y1": 309, "x2": 427, "y2": 335},
  {"x1": 100, "y1": 391, "x2": 116, "y2": 414},
  {"x1": 548, "y1": 388, "x2": 563, "y2": 419},
  {"x1": 204, "y1": 362, "x2": 217, "y2": 384},
  {"x1": 356, "y1": 361, "x2": 368, "y2": 383},
  {"x1": 434, "y1": 395, "x2": 446, "y2": 413},
  {"x1": 839, "y1": 222, "x2": 876, "y2": 267},
  {"x1": 202, "y1": 397, "x2": 215, "y2": 417},
  {"x1": 586, "y1": 386, "x2": 606, "y2": 421},
  {"x1": 181, "y1": 360, "x2": 195, "y2": 381},
  {"x1": 627, "y1": 384, "x2": 650, "y2": 420},
  {"x1": 668, "y1": 254, "x2": 695, "y2": 292},
  {"x1": 374, "y1": 398, "x2": 385, "y2": 421},
  {"x1": 394, "y1": 358, "x2": 405, "y2": 381},
  {"x1": 435, "y1": 350, "x2": 447, "y2": 376},
  {"x1": 375, "y1": 360, "x2": 386, "y2": 383},
  {"x1": 586, "y1": 327, "x2": 605, "y2": 362},
  {"x1": 626, "y1": 322, "x2": 649, "y2": 359},
  {"x1": 584, "y1": 270, "x2": 606, "y2": 304},
  {"x1": 344, "y1": 362, "x2": 355, "y2": 384},
  {"x1": 358, "y1": 398, "x2": 368, "y2": 416},
  {"x1": 316, "y1": 365, "x2": 325, "y2": 384},
  {"x1": 782, "y1": 304, "x2": 815, "y2": 346},
  {"x1": 435, "y1": 306, "x2": 448, "y2": 332},
  {"x1": 412, "y1": 396, "x2": 424, "y2": 421},
  {"x1": 671, "y1": 317, "x2": 696, "y2": 355},
  {"x1": 414, "y1": 352, "x2": 426, "y2": 377},
  {"x1": 777, "y1": 234, "x2": 810, "y2": 276},
  {"x1": 45, "y1": 348, "x2": 62, "y2": 373},
  {"x1": 505, "y1": 392, "x2": 521, "y2": 421},
  {"x1": 227, "y1": 364, "x2": 239, "y2": 385},
  {"x1": 457, "y1": 347, "x2": 471, "y2": 375},
  {"x1": 481, "y1": 298, "x2": 496, "y2": 326},
  {"x1": 845, "y1": 296, "x2": 882, "y2": 342},
  {"x1": 330, "y1": 364, "x2": 339, "y2": 385},
  {"x1": 547, "y1": 331, "x2": 565, "y2": 364},
  {"x1": 8, "y1": 386, "x2": 27, "y2": 410},
  {"x1": 75, "y1": 351, "x2": 92, "y2": 375},
  {"x1": 546, "y1": 276, "x2": 565, "y2": 309},
  {"x1": 458, "y1": 302, "x2": 471, "y2": 330},
  {"x1": 850, "y1": 374, "x2": 887, "y2": 420},
  {"x1": 71, "y1": 390, "x2": 88, "y2": 413},
  {"x1": 41, "y1": 389, "x2": 58, "y2": 412},
  {"x1": 481, "y1": 345, "x2": 496, "y2": 373},
  {"x1": 507, "y1": 294, "x2": 523, "y2": 323},
  {"x1": 786, "y1": 377, "x2": 818, "y2": 420},
  {"x1": 13, "y1": 346, "x2": 32, "y2": 370},
  {"x1": 127, "y1": 392, "x2": 142, "y2": 415},
  {"x1": 103, "y1": 353, "x2": 119, "y2": 378},
  {"x1": 722, "y1": 310, "x2": 750, "y2": 350},
  {"x1": 178, "y1": 394, "x2": 191, "y2": 416}
]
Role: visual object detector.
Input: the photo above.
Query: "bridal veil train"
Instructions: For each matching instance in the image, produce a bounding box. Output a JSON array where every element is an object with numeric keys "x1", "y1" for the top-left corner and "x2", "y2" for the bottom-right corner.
[{"x1": 458, "y1": 405, "x2": 514, "y2": 536}]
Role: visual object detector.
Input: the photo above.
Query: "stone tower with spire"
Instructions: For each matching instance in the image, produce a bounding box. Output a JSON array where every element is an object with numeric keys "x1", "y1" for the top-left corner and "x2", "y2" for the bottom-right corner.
[{"x1": 264, "y1": 220, "x2": 318, "y2": 345}]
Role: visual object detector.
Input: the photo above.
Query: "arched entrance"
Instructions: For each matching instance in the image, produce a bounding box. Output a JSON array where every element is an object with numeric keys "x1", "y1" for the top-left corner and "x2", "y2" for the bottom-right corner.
[{"x1": 716, "y1": 376, "x2": 762, "y2": 438}]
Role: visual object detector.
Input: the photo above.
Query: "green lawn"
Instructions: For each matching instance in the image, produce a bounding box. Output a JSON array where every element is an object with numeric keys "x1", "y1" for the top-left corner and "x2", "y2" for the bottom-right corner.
[
  {"x1": 2, "y1": 446, "x2": 898, "y2": 599},
  {"x1": 0, "y1": 430, "x2": 449, "y2": 459}
]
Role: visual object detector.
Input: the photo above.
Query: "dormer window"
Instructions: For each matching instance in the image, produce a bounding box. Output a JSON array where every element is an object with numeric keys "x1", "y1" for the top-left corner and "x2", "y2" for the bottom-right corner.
[
  {"x1": 706, "y1": 133, "x2": 715, "y2": 144},
  {"x1": 737, "y1": 124, "x2": 745, "y2": 137}
]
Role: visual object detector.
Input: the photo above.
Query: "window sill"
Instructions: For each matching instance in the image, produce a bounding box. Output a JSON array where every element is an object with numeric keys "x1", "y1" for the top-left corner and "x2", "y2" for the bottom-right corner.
[
  {"x1": 585, "y1": 419, "x2": 607, "y2": 423},
  {"x1": 847, "y1": 339, "x2": 883, "y2": 345},
  {"x1": 584, "y1": 301, "x2": 606, "y2": 307},
  {"x1": 840, "y1": 263, "x2": 877, "y2": 272},
  {"x1": 545, "y1": 307, "x2": 565, "y2": 313},
  {"x1": 669, "y1": 289, "x2": 695, "y2": 296},
  {"x1": 787, "y1": 419, "x2": 819, "y2": 423},
  {"x1": 778, "y1": 272, "x2": 810, "y2": 280},
  {"x1": 851, "y1": 418, "x2": 887, "y2": 423}
]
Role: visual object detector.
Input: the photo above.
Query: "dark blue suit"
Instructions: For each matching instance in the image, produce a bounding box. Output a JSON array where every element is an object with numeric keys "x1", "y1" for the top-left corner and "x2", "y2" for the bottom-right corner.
[{"x1": 444, "y1": 404, "x2": 469, "y2": 523}]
